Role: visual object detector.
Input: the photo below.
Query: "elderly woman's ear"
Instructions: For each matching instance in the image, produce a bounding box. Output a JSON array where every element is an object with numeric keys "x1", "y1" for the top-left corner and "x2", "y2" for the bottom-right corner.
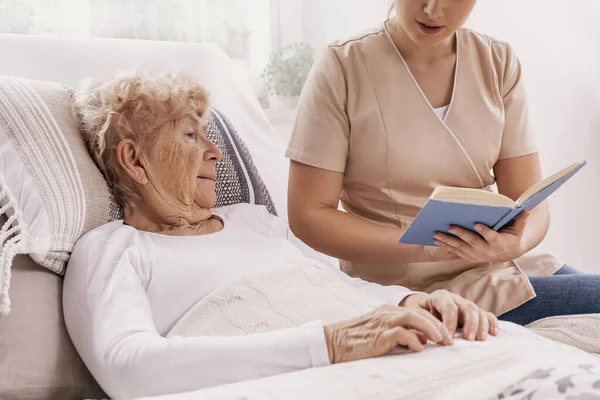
[{"x1": 116, "y1": 138, "x2": 149, "y2": 186}]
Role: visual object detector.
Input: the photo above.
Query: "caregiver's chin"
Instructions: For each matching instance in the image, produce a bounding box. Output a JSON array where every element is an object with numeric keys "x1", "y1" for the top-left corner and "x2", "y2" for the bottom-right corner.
[{"x1": 390, "y1": 0, "x2": 477, "y2": 49}]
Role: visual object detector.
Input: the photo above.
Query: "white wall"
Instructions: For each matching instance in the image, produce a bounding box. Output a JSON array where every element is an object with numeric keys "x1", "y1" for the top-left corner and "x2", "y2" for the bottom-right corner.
[
  {"x1": 276, "y1": 0, "x2": 304, "y2": 48},
  {"x1": 279, "y1": 0, "x2": 600, "y2": 272},
  {"x1": 277, "y1": 0, "x2": 390, "y2": 49},
  {"x1": 301, "y1": 0, "x2": 390, "y2": 48}
]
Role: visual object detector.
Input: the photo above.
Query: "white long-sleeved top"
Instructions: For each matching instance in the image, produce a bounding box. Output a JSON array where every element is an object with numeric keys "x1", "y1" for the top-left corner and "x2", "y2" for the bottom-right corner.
[{"x1": 63, "y1": 204, "x2": 414, "y2": 399}]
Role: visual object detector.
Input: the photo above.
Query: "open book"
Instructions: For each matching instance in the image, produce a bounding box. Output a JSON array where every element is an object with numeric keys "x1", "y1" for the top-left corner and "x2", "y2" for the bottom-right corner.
[{"x1": 399, "y1": 161, "x2": 587, "y2": 246}]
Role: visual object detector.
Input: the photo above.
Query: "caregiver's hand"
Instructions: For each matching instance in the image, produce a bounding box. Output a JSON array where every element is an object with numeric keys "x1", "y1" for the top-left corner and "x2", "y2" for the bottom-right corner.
[
  {"x1": 433, "y1": 210, "x2": 529, "y2": 264},
  {"x1": 401, "y1": 290, "x2": 499, "y2": 341},
  {"x1": 323, "y1": 305, "x2": 453, "y2": 364},
  {"x1": 424, "y1": 243, "x2": 460, "y2": 262}
]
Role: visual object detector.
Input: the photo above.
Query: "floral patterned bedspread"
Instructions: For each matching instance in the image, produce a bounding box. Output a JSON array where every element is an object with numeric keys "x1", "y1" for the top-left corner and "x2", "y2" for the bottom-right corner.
[{"x1": 137, "y1": 322, "x2": 599, "y2": 400}]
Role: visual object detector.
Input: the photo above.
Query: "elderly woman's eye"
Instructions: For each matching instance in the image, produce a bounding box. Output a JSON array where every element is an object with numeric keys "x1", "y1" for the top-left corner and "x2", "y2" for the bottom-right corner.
[{"x1": 185, "y1": 132, "x2": 194, "y2": 138}]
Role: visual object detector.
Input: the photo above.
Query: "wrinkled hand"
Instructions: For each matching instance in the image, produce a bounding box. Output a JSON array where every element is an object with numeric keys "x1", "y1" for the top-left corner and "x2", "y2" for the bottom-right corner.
[
  {"x1": 401, "y1": 290, "x2": 499, "y2": 341},
  {"x1": 323, "y1": 305, "x2": 454, "y2": 364},
  {"x1": 433, "y1": 210, "x2": 529, "y2": 264}
]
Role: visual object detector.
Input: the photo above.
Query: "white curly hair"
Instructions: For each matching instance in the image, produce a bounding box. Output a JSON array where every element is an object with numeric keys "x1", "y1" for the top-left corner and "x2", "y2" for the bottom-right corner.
[{"x1": 76, "y1": 70, "x2": 211, "y2": 214}]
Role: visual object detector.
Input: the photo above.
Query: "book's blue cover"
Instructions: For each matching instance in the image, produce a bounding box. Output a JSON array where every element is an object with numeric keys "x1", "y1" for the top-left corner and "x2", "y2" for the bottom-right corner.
[
  {"x1": 398, "y1": 200, "x2": 513, "y2": 246},
  {"x1": 399, "y1": 161, "x2": 587, "y2": 246}
]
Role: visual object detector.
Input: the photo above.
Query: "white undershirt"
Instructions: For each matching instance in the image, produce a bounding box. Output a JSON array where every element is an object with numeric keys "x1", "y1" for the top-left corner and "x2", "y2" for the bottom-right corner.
[
  {"x1": 434, "y1": 105, "x2": 450, "y2": 121},
  {"x1": 63, "y1": 203, "x2": 414, "y2": 399}
]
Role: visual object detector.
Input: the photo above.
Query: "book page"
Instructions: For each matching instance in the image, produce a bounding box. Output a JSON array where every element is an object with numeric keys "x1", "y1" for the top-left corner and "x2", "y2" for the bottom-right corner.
[
  {"x1": 431, "y1": 187, "x2": 516, "y2": 208},
  {"x1": 516, "y1": 162, "x2": 583, "y2": 205}
]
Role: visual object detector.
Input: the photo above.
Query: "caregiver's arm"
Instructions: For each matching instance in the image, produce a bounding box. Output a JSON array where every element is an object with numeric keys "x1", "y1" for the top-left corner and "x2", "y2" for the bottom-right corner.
[
  {"x1": 288, "y1": 160, "x2": 450, "y2": 264},
  {"x1": 490, "y1": 45, "x2": 549, "y2": 256},
  {"x1": 287, "y1": 48, "x2": 450, "y2": 265},
  {"x1": 494, "y1": 153, "x2": 549, "y2": 254}
]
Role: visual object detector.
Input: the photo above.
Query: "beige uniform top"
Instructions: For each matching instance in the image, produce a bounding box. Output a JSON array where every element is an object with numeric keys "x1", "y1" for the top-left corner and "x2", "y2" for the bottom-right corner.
[{"x1": 285, "y1": 25, "x2": 563, "y2": 316}]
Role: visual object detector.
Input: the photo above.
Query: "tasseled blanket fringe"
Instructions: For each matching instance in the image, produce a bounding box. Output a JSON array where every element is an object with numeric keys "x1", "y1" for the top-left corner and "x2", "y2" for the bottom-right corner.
[{"x1": 0, "y1": 187, "x2": 24, "y2": 316}]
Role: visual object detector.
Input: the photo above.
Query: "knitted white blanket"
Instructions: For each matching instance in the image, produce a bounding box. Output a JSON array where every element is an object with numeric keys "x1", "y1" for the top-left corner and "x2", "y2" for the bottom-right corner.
[
  {"x1": 159, "y1": 260, "x2": 600, "y2": 400},
  {"x1": 168, "y1": 260, "x2": 384, "y2": 338}
]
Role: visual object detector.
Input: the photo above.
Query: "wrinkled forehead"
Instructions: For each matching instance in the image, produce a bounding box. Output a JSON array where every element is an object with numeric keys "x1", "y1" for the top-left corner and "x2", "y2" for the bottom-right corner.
[
  {"x1": 174, "y1": 112, "x2": 207, "y2": 131},
  {"x1": 150, "y1": 113, "x2": 207, "y2": 149}
]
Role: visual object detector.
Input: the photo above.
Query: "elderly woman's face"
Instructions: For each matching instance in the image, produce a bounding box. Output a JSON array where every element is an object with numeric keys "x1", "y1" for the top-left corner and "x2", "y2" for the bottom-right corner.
[
  {"x1": 143, "y1": 115, "x2": 222, "y2": 211},
  {"x1": 394, "y1": 0, "x2": 476, "y2": 46}
]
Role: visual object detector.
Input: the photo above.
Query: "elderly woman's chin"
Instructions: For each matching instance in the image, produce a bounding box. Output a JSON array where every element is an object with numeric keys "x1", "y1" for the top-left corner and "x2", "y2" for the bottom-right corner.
[{"x1": 195, "y1": 179, "x2": 217, "y2": 209}]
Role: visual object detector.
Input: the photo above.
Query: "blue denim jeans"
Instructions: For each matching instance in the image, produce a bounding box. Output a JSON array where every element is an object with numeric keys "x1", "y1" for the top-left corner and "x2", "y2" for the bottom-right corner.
[{"x1": 499, "y1": 265, "x2": 600, "y2": 326}]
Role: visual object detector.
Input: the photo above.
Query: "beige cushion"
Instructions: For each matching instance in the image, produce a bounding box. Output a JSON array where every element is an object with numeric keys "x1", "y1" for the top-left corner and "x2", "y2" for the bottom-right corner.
[
  {"x1": 0, "y1": 76, "x2": 117, "y2": 314},
  {"x1": 0, "y1": 216, "x2": 106, "y2": 400},
  {"x1": 527, "y1": 314, "x2": 600, "y2": 354}
]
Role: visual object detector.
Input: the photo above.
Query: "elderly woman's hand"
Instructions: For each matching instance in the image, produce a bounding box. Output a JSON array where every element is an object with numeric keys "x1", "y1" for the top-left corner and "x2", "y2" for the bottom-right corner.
[
  {"x1": 401, "y1": 290, "x2": 499, "y2": 342},
  {"x1": 323, "y1": 305, "x2": 453, "y2": 364}
]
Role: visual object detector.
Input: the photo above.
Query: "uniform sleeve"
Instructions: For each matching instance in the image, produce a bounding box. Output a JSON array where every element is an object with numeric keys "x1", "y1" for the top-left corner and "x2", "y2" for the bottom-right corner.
[
  {"x1": 285, "y1": 46, "x2": 350, "y2": 172},
  {"x1": 498, "y1": 43, "x2": 539, "y2": 160},
  {"x1": 63, "y1": 237, "x2": 330, "y2": 399}
]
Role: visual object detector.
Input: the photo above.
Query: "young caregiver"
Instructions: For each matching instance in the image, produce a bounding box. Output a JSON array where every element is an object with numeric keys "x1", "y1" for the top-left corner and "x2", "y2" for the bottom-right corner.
[{"x1": 286, "y1": 0, "x2": 600, "y2": 327}]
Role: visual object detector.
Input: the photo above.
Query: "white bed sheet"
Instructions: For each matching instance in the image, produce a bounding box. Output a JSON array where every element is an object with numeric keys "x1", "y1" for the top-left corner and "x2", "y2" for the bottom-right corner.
[{"x1": 137, "y1": 322, "x2": 597, "y2": 400}]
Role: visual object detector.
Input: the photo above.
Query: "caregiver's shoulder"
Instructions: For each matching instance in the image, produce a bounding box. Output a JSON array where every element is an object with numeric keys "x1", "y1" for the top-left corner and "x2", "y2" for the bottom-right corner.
[
  {"x1": 323, "y1": 26, "x2": 387, "y2": 61},
  {"x1": 329, "y1": 26, "x2": 386, "y2": 49},
  {"x1": 459, "y1": 28, "x2": 516, "y2": 67}
]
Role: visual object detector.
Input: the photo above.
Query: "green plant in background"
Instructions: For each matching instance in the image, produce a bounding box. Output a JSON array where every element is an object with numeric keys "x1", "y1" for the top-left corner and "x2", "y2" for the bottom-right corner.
[
  {"x1": 262, "y1": 43, "x2": 315, "y2": 98},
  {"x1": 0, "y1": 0, "x2": 34, "y2": 34}
]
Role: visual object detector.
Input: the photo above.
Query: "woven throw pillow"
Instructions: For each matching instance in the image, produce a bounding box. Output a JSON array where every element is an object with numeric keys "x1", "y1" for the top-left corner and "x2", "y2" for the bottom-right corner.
[
  {"x1": 0, "y1": 76, "x2": 117, "y2": 315},
  {"x1": 207, "y1": 109, "x2": 277, "y2": 215}
]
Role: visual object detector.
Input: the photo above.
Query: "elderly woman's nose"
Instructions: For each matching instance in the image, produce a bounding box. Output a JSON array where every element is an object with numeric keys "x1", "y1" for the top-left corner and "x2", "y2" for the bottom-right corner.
[{"x1": 203, "y1": 138, "x2": 223, "y2": 162}]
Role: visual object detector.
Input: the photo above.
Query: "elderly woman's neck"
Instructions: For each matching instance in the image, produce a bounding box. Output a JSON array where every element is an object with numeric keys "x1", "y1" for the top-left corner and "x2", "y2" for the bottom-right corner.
[{"x1": 124, "y1": 203, "x2": 222, "y2": 236}]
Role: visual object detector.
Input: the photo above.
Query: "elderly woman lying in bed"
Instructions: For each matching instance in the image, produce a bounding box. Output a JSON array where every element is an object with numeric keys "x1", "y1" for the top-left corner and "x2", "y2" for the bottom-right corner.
[{"x1": 63, "y1": 71, "x2": 498, "y2": 399}]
